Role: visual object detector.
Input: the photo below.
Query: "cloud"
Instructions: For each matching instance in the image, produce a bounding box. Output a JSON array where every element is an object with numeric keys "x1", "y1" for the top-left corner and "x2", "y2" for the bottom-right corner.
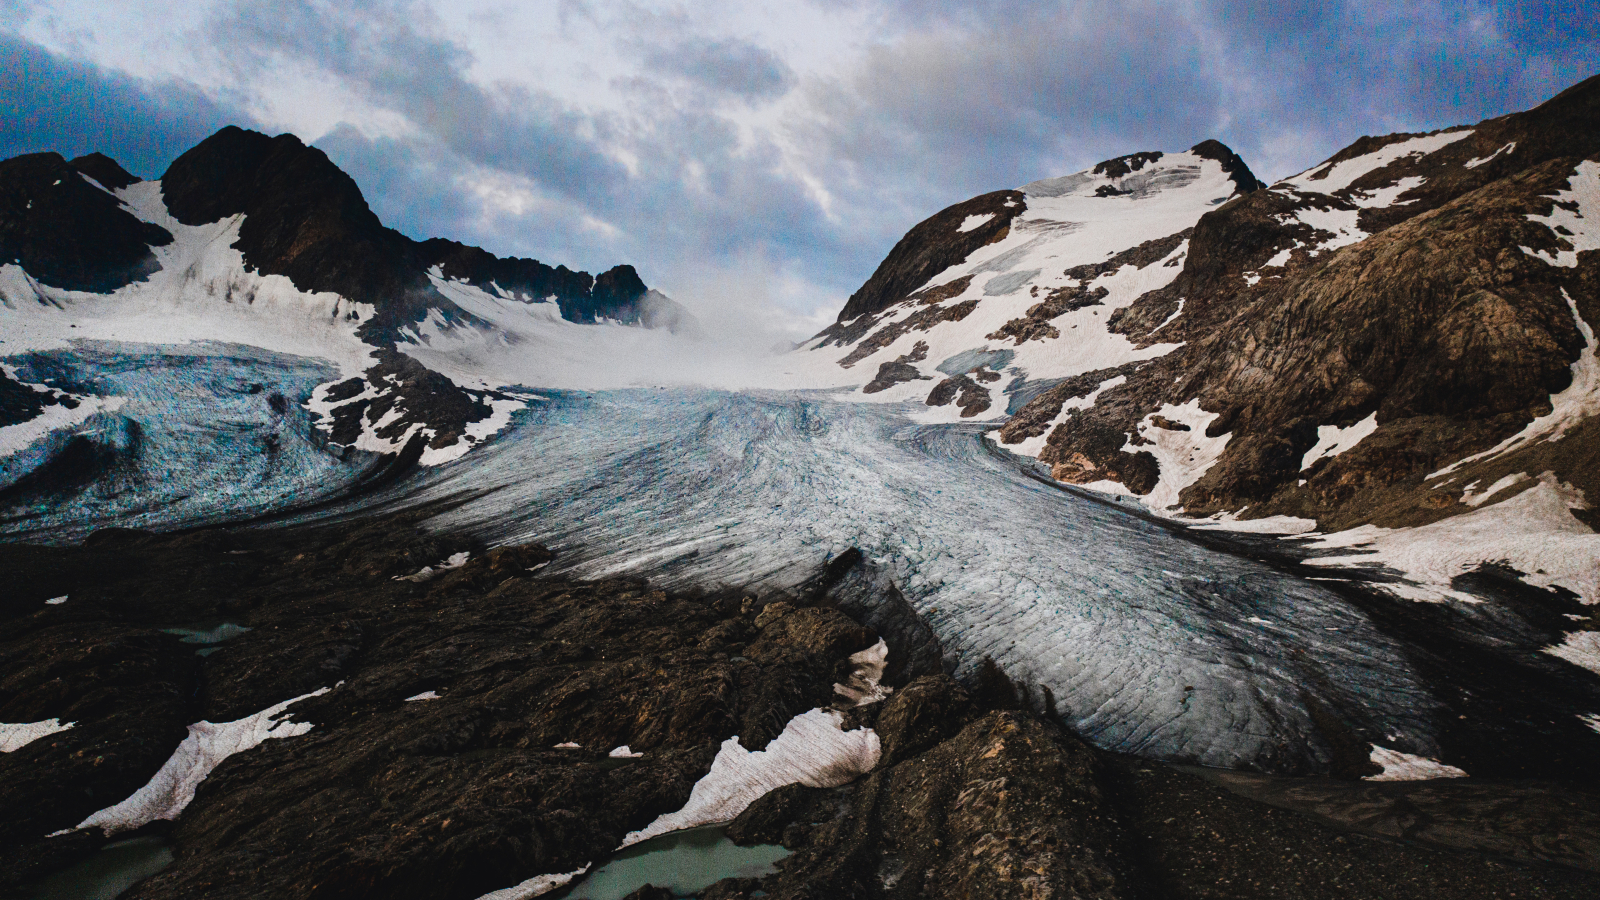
[
  {"x1": 0, "y1": 30, "x2": 257, "y2": 177},
  {"x1": 644, "y1": 36, "x2": 795, "y2": 99},
  {"x1": 207, "y1": 0, "x2": 858, "y2": 304},
  {"x1": 7, "y1": 0, "x2": 1594, "y2": 324}
]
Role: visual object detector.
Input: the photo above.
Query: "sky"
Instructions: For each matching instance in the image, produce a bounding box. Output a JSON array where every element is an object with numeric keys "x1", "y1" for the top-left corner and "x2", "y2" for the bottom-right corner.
[{"x1": 3, "y1": 1, "x2": 1596, "y2": 335}]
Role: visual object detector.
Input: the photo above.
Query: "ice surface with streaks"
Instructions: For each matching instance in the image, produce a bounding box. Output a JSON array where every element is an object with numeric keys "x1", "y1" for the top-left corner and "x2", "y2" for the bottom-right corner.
[{"x1": 307, "y1": 388, "x2": 1440, "y2": 773}]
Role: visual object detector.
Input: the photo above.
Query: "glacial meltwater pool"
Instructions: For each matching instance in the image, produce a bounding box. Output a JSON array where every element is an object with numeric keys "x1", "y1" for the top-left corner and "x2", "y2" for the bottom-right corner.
[
  {"x1": 28, "y1": 835, "x2": 172, "y2": 900},
  {"x1": 553, "y1": 826, "x2": 789, "y2": 900}
]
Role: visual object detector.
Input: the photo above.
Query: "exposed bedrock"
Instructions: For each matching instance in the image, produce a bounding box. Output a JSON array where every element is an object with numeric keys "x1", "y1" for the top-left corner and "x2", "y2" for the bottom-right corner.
[
  {"x1": 1040, "y1": 74, "x2": 1600, "y2": 527},
  {"x1": 717, "y1": 671, "x2": 1600, "y2": 900},
  {"x1": 0, "y1": 515, "x2": 878, "y2": 898},
  {"x1": 4, "y1": 517, "x2": 1600, "y2": 899},
  {"x1": 0, "y1": 151, "x2": 171, "y2": 292},
  {"x1": 833, "y1": 190, "x2": 1025, "y2": 323}
]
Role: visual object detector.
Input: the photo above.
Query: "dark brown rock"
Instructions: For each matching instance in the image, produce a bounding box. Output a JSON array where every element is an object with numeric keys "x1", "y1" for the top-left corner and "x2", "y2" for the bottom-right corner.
[
  {"x1": 836, "y1": 190, "x2": 1025, "y2": 322},
  {"x1": 1039, "y1": 74, "x2": 1600, "y2": 528},
  {"x1": 0, "y1": 151, "x2": 171, "y2": 293},
  {"x1": 0, "y1": 515, "x2": 876, "y2": 900}
]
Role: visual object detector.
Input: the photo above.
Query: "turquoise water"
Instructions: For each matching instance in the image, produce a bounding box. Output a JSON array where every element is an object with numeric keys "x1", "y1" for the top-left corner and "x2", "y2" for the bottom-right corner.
[
  {"x1": 30, "y1": 835, "x2": 173, "y2": 899},
  {"x1": 162, "y1": 622, "x2": 252, "y2": 644},
  {"x1": 556, "y1": 826, "x2": 789, "y2": 899}
]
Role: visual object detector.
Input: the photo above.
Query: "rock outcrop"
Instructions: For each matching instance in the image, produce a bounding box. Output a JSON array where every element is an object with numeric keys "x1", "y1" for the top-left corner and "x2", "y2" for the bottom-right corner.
[
  {"x1": 0, "y1": 515, "x2": 877, "y2": 898},
  {"x1": 810, "y1": 72, "x2": 1600, "y2": 540},
  {"x1": 0, "y1": 152, "x2": 171, "y2": 292},
  {"x1": 1033, "y1": 72, "x2": 1600, "y2": 529}
]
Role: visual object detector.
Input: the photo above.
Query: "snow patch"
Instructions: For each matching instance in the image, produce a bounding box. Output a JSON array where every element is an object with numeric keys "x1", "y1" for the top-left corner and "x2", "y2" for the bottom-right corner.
[
  {"x1": 1461, "y1": 473, "x2": 1527, "y2": 507},
  {"x1": 1191, "y1": 513, "x2": 1319, "y2": 535},
  {"x1": 1283, "y1": 130, "x2": 1473, "y2": 194},
  {"x1": 1308, "y1": 472, "x2": 1600, "y2": 605},
  {"x1": 1364, "y1": 744, "x2": 1467, "y2": 781},
  {"x1": 1521, "y1": 160, "x2": 1600, "y2": 269},
  {"x1": 1582, "y1": 714, "x2": 1600, "y2": 735},
  {"x1": 1288, "y1": 204, "x2": 1367, "y2": 254},
  {"x1": 393, "y1": 551, "x2": 471, "y2": 583},
  {"x1": 405, "y1": 691, "x2": 440, "y2": 702},
  {"x1": 1465, "y1": 142, "x2": 1515, "y2": 169},
  {"x1": 956, "y1": 213, "x2": 995, "y2": 233},
  {"x1": 554, "y1": 742, "x2": 581, "y2": 749},
  {"x1": 1299, "y1": 413, "x2": 1378, "y2": 471},
  {"x1": 0, "y1": 718, "x2": 74, "y2": 752},
  {"x1": 45, "y1": 595, "x2": 67, "y2": 605},
  {"x1": 617, "y1": 643, "x2": 890, "y2": 847},
  {"x1": 1350, "y1": 175, "x2": 1425, "y2": 209},
  {"x1": 1543, "y1": 631, "x2": 1600, "y2": 676},
  {"x1": 609, "y1": 745, "x2": 644, "y2": 758},
  {"x1": 1148, "y1": 298, "x2": 1185, "y2": 334},
  {"x1": 1435, "y1": 289, "x2": 1598, "y2": 475},
  {"x1": 833, "y1": 639, "x2": 891, "y2": 707},
  {"x1": 63, "y1": 688, "x2": 328, "y2": 835},
  {"x1": 1128, "y1": 400, "x2": 1231, "y2": 511},
  {"x1": 475, "y1": 865, "x2": 591, "y2": 900},
  {"x1": 618, "y1": 707, "x2": 879, "y2": 848}
]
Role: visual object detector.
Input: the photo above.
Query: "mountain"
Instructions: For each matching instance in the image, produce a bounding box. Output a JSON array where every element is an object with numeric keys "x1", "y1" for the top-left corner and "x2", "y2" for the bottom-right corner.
[
  {"x1": 805, "y1": 76, "x2": 1600, "y2": 552},
  {"x1": 801, "y1": 141, "x2": 1262, "y2": 419},
  {"x1": 0, "y1": 126, "x2": 694, "y2": 478}
]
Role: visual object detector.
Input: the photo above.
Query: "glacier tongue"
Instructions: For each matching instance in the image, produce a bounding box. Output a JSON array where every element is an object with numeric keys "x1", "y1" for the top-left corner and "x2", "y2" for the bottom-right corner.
[{"x1": 300, "y1": 388, "x2": 1440, "y2": 772}]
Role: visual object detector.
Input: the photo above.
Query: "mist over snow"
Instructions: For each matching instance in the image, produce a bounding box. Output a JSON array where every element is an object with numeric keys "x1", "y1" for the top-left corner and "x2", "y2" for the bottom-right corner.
[{"x1": 4, "y1": 1, "x2": 1596, "y2": 320}]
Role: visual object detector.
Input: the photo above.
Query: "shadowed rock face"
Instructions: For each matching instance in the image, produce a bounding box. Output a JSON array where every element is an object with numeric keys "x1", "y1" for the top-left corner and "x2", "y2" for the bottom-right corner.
[
  {"x1": 0, "y1": 515, "x2": 879, "y2": 899},
  {"x1": 0, "y1": 152, "x2": 171, "y2": 292},
  {"x1": 157, "y1": 126, "x2": 680, "y2": 340},
  {"x1": 717, "y1": 671, "x2": 1600, "y2": 900},
  {"x1": 834, "y1": 189, "x2": 1027, "y2": 323},
  {"x1": 1034, "y1": 73, "x2": 1600, "y2": 528},
  {"x1": 0, "y1": 126, "x2": 678, "y2": 470},
  {"x1": 160, "y1": 126, "x2": 463, "y2": 345}
]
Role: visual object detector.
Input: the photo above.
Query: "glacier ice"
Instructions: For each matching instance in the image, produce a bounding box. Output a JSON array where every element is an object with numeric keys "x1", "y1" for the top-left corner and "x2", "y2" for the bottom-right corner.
[{"x1": 287, "y1": 388, "x2": 1443, "y2": 772}]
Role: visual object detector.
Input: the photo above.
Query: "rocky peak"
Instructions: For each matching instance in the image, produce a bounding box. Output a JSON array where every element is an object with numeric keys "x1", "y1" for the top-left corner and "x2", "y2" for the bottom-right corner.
[
  {"x1": 0, "y1": 151, "x2": 171, "y2": 292},
  {"x1": 836, "y1": 189, "x2": 1026, "y2": 322},
  {"x1": 1190, "y1": 139, "x2": 1265, "y2": 193},
  {"x1": 160, "y1": 126, "x2": 437, "y2": 341},
  {"x1": 1093, "y1": 150, "x2": 1165, "y2": 178},
  {"x1": 67, "y1": 152, "x2": 140, "y2": 191}
]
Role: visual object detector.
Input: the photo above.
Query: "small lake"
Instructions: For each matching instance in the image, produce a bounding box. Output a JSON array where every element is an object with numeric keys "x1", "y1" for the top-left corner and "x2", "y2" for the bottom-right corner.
[
  {"x1": 554, "y1": 825, "x2": 789, "y2": 900},
  {"x1": 30, "y1": 835, "x2": 172, "y2": 900}
]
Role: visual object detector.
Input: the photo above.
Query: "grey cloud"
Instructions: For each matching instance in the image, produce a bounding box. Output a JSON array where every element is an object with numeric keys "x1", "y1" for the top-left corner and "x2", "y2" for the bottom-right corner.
[
  {"x1": 209, "y1": 0, "x2": 630, "y2": 204},
  {"x1": 644, "y1": 36, "x2": 795, "y2": 99},
  {"x1": 0, "y1": 30, "x2": 257, "y2": 177}
]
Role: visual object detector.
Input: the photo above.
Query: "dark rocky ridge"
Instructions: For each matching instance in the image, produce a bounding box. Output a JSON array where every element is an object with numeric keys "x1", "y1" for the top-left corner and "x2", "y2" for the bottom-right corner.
[
  {"x1": 5, "y1": 516, "x2": 1598, "y2": 900},
  {"x1": 0, "y1": 152, "x2": 171, "y2": 293},
  {"x1": 158, "y1": 127, "x2": 670, "y2": 343},
  {"x1": 1033, "y1": 72, "x2": 1600, "y2": 528},
  {"x1": 0, "y1": 515, "x2": 880, "y2": 898},
  {"x1": 834, "y1": 189, "x2": 1026, "y2": 323},
  {"x1": 3, "y1": 125, "x2": 677, "y2": 468},
  {"x1": 713, "y1": 671, "x2": 1600, "y2": 900}
]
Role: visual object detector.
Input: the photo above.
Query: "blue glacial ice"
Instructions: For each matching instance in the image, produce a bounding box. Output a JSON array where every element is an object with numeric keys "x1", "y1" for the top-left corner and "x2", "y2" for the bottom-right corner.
[
  {"x1": 0, "y1": 343, "x2": 379, "y2": 542},
  {"x1": 293, "y1": 388, "x2": 1440, "y2": 773}
]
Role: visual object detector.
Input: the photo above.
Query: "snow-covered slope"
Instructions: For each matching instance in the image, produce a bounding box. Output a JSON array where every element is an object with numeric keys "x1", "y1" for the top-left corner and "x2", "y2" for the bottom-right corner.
[
  {"x1": 790, "y1": 143, "x2": 1259, "y2": 424},
  {"x1": 0, "y1": 129, "x2": 687, "y2": 519},
  {"x1": 805, "y1": 74, "x2": 1600, "y2": 618}
]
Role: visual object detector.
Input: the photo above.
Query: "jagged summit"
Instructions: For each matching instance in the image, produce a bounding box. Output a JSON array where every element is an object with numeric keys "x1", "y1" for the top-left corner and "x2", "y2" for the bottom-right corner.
[
  {"x1": 802, "y1": 72, "x2": 1600, "y2": 589},
  {"x1": 0, "y1": 125, "x2": 690, "y2": 473}
]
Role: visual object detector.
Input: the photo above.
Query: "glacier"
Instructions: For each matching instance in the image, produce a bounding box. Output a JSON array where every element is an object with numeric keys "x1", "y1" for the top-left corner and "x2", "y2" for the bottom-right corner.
[
  {"x1": 5, "y1": 350, "x2": 1594, "y2": 776},
  {"x1": 269, "y1": 386, "x2": 1444, "y2": 773}
]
